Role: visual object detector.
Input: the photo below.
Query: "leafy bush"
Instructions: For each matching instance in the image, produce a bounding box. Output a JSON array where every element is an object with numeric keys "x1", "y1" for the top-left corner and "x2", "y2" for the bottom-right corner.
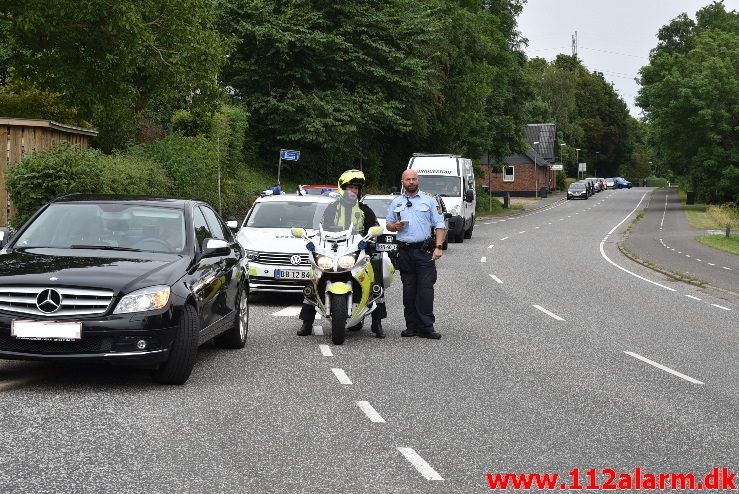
[
  {"x1": 129, "y1": 135, "x2": 219, "y2": 205},
  {"x1": 6, "y1": 143, "x2": 170, "y2": 227},
  {"x1": 644, "y1": 175, "x2": 669, "y2": 187}
]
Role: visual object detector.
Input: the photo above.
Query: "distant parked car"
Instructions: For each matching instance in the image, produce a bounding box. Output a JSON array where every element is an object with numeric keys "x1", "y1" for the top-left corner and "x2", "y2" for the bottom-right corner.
[
  {"x1": 605, "y1": 178, "x2": 615, "y2": 189},
  {"x1": 614, "y1": 177, "x2": 632, "y2": 189},
  {"x1": 567, "y1": 182, "x2": 589, "y2": 200},
  {"x1": 576, "y1": 180, "x2": 593, "y2": 196},
  {"x1": 585, "y1": 177, "x2": 603, "y2": 192}
]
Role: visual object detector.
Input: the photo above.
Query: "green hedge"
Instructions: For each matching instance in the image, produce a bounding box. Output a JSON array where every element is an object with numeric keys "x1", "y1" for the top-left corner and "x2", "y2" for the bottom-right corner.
[{"x1": 7, "y1": 143, "x2": 170, "y2": 228}]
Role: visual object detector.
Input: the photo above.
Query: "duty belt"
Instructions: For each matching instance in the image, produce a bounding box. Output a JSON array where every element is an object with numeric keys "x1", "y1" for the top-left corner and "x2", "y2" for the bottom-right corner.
[{"x1": 397, "y1": 238, "x2": 431, "y2": 250}]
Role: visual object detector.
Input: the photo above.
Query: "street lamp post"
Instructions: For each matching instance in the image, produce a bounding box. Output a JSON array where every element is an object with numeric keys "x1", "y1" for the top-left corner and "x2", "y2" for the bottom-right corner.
[
  {"x1": 533, "y1": 141, "x2": 539, "y2": 198},
  {"x1": 575, "y1": 148, "x2": 581, "y2": 179},
  {"x1": 560, "y1": 143, "x2": 566, "y2": 178},
  {"x1": 595, "y1": 151, "x2": 600, "y2": 177}
]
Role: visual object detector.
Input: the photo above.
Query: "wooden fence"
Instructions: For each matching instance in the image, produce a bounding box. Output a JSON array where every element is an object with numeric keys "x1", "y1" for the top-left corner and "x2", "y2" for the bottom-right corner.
[{"x1": 0, "y1": 118, "x2": 98, "y2": 225}]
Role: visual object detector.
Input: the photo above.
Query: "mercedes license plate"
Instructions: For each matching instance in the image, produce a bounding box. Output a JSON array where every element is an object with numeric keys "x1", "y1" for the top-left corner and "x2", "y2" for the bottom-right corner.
[
  {"x1": 275, "y1": 269, "x2": 309, "y2": 279},
  {"x1": 11, "y1": 320, "x2": 82, "y2": 340}
]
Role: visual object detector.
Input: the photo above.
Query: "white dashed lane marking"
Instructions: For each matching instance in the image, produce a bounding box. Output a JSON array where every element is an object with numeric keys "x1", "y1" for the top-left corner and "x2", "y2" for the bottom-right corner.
[
  {"x1": 624, "y1": 351, "x2": 704, "y2": 384},
  {"x1": 356, "y1": 401, "x2": 386, "y2": 423},
  {"x1": 533, "y1": 305, "x2": 565, "y2": 321},
  {"x1": 331, "y1": 368, "x2": 352, "y2": 385},
  {"x1": 489, "y1": 274, "x2": 503, "y2": 284},
  {"x1": 319, "y1": 344, "x2": 333, "y2": 356},
  {"x1": 397, "y1": 448, "x2": 444, "y2": 481}
]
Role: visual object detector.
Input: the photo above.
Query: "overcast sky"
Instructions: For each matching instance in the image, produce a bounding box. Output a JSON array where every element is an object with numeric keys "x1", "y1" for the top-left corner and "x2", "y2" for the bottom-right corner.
[{"x1": 515, "y1": 0, "x2": 738, "y2": 118}]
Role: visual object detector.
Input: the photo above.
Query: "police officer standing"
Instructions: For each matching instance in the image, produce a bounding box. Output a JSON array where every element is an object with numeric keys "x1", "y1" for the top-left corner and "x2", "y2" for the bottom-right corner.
[
  {"x1": 297, "y1": 169, "x2": 387, "y2": 338},
  {"x1": 386, "y1": 169, "x2": 446, "y2": 339}
]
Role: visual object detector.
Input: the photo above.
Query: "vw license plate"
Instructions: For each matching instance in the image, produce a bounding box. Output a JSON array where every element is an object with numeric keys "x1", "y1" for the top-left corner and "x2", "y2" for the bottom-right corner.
[{"x1": 275, "y1": 269, "x2": 309, "y2": 279}]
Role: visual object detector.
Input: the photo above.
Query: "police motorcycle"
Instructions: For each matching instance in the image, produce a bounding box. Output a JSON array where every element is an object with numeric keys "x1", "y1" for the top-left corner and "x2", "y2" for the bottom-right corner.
[{"x1": 291, "y1": 222, "x2": 395, "y2": 345}]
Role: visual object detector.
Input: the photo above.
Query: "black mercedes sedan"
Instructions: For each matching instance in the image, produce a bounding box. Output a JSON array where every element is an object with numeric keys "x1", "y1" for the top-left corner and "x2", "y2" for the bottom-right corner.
[{"x1": 0, "y1": 195, "x2": 249, "y2": 384}]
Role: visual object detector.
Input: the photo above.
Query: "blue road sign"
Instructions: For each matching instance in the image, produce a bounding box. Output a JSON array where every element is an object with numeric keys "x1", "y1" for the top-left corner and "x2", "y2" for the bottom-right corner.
[{"x1": 280, "y1": 149, "x2": 300, "y2": 161}]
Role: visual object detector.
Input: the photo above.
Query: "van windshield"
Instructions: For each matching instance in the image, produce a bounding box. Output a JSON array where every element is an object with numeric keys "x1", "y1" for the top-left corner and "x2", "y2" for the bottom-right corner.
[{"x1": 416, "y1": 176, "x2": 461, "y2": 196}]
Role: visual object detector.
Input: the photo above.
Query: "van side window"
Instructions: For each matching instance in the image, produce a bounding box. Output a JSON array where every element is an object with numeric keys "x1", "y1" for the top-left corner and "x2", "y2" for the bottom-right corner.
[{"x1": 504, "y1": 166, "x2": 514, "y2": 182}]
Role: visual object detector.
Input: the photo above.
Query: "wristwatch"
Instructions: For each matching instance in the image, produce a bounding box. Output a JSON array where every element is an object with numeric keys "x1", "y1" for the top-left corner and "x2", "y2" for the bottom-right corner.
[{"x1": 435, "y1": 245, "x2": 443, "y2": 250}]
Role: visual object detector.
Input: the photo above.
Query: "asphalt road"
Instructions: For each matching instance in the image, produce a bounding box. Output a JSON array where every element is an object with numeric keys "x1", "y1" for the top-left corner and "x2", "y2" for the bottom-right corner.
[
  {"x1": 0, "y1": 188, "x2": 736, "y2": 493},
  {"x1": 623, "y1": 187, "x2": 738, "y2": 296}
]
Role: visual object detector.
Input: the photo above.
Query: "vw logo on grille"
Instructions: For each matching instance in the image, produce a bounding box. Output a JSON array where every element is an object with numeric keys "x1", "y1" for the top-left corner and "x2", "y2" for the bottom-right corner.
[
  {"x1": 290, "y1": 255, "x2": 302, "y2": 266},
  {"x1": 36, "y1": 288, "x2": 62, "y2": 313}
]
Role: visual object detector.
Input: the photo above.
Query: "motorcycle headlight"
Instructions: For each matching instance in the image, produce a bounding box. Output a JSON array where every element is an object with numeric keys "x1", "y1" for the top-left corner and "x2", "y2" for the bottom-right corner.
[
  {"x1": 114, "y1": 285, "x2": 171, "y2": 314},
  {"x1": 316, "y1": 256, "x2": 333, "y2": 270},
  {"x1": 338, "y1": 254, "x2": 357, "y2": 270}
]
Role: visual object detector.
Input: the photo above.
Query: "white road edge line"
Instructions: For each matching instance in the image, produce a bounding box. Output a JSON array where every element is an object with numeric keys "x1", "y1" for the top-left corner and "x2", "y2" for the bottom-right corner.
[
  {"x1": 331, "y1": 368, "x2": 352, "y2": 385},
  {"x1": 319, "y1": 344, "x2": 333, "y2": 357},
  {"x1": 711, "y1": 304, "x2": 731, "y2": 311},
  {"x1": 397, "y1": 447, "x2": 444, "y2": 481},
  {"x1": 356, "y1": 401, "x2": 386, "y2": 423},
  {"x1": 533, "y1": 305, "x2": 565, "y2": 321},
  {"x1": 489, "y1": 274, "x2": 503, "y2": 284},
  {"x1": 487, "y1": 244, "x2": 494, "y2": 249},
  {"x1": 624, "y1": 351, "x2": 704, "y2": 384},
  {"x1": 599, "y1": 192, "x2": 676, "y2": 292},
  {"x1": 684, "y1": 294, "x2": 702, "y2": 301}
]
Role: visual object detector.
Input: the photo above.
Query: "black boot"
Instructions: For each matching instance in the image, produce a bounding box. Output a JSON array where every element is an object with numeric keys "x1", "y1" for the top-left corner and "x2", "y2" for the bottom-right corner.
[
  {"x1": 297, "y1": 320, "x2": 313, "y2": 336},
  {"x1": 371, "y1": 319, "x2": 385, "y2": 339}
]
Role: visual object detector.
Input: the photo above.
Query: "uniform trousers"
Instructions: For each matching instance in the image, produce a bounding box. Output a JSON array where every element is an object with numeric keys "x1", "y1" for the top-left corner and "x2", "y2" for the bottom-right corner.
[{"x1": 396, "y1": 247, "x2": 437, "y2": 333}]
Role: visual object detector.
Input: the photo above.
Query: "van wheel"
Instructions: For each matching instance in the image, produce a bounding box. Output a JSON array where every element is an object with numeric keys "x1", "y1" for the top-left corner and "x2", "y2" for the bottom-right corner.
[{"x1": 463, "y1": 224, "x2": 473, "y2": 239}]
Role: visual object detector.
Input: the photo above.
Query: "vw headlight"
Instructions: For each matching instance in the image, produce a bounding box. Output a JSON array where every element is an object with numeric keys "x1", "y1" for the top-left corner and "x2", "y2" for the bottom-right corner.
[
  {"x1": 338, "y1": 254, "x2": 357, "y2": 270},
  {"x1": 114, "y1": 285, "x2": 171, "y2": 314},
  {"x1": 316, "y1": 256, "x2": 333, "y2": 270}
]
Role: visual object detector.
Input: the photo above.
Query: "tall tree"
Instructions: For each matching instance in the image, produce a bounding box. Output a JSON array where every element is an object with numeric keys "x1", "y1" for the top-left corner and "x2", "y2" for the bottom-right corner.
[
  {"x1": 220, "y1": 0, "x2": 442, "y2": 182},
  {"x1": 416, "y1": 0, "x2": 532, "y2": 163},
  {"x1": 637, "y1": 2, "x2": 739, "y2": 202},
  {"x1": 5, "y1": 0, "x2": 229, "y2": 151}
]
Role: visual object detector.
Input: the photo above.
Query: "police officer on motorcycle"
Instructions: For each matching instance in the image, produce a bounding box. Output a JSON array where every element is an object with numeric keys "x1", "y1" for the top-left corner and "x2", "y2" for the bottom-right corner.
[{"x1": 297, "y1": 169, "x2": 387, "y2": 338}]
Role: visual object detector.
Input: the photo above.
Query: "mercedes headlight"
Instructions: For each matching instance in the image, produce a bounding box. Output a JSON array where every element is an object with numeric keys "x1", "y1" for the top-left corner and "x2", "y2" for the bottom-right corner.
[
  {"x1": 244, "y1": 249, "x2": 259, "y2": 261},
  {"x1": 316, "y1": 256, "x2": 333, "y2": 270},
  {"x1": 338, "y1": 254, "x2": 357, "y2": 270},
  {"x1": 114, "y1": 285, "x2": 171, "y2": 314}
]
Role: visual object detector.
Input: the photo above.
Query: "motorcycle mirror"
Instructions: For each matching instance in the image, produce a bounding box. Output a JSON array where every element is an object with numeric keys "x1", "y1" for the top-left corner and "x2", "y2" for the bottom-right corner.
[
  {"x1": 367, "y1": 225, "x2": 383, "y2": 238},
  {"x1": 291, "y1": 227, "x2": 305, "y2": 238}
]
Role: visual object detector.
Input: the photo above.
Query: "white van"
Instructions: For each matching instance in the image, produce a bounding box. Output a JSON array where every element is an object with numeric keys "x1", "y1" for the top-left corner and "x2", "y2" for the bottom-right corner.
[{"x1": 407, "y1": 153, "x2": 476, "y2": 243}]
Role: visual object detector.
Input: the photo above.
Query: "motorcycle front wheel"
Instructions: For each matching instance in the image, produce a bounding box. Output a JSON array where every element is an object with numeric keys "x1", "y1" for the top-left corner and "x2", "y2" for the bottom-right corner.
[{"x1": 329, "y1": 293, "x2": 348, "y2": 345}]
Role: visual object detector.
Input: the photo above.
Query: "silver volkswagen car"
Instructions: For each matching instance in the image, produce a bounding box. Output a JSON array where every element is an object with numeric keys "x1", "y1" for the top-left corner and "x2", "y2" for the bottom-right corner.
[{"x1": 236, "y1": 195, "x2": 334, "y2": 293}]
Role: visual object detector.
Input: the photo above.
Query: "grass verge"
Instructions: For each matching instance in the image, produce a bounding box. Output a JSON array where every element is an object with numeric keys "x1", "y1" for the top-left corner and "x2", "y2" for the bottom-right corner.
[{"x1": 694, "y1": 234, "x2": 739, "y2": 255}]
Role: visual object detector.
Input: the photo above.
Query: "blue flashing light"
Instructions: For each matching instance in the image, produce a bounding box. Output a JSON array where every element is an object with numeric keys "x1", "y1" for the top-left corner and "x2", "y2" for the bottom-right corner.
[
  {"x1": 306, "y1": 242, "x2": 315, "y2": 251},
  {"x1": 358, "y1": 240, "x2": 367, "y2": 250}
]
